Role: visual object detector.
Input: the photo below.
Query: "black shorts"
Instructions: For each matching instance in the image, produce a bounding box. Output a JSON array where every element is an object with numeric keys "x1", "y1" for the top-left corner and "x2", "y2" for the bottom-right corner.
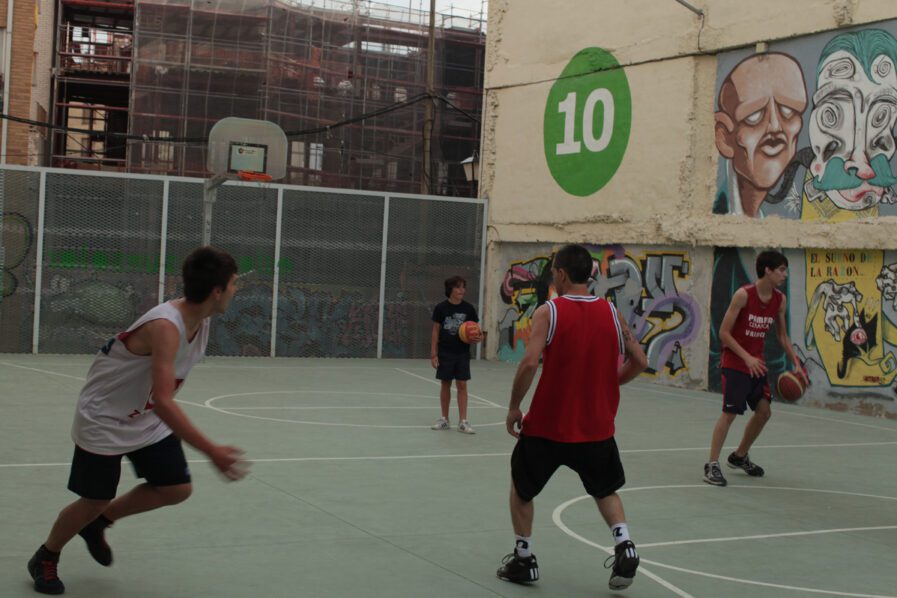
[
  {"x1": 511, "y1": 434, "x2": 625, "y2": 502},
  {"x1": 436, "y1": 351, "x2": 471, "y2": 381},
  {"x1": 721, "y1": 368, "x2": 770, "y2": 415},
  {"x1": 67, "y1": 434, "x2": 191, "y2": 500}
]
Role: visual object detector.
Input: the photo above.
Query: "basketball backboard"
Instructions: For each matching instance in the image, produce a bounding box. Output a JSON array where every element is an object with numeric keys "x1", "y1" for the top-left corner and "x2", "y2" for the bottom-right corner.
[{"x1": 207, "y1": 117, "x2": 288, "y2": 181}]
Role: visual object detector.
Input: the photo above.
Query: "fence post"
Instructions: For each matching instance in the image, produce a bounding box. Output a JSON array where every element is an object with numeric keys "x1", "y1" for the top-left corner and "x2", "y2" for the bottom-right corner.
[
  {"x1": 377, "y1": 195, "x2": 390, "y2": 359},
  {"x1": 270, "y1": 187, "x2": 284, "y2": 357},
  {"x1": 32, "y1": 170, "x2": 47, "y2": 354},
  {"x1": 158, "y1": 179, "x2": 170, "y2": 303}
]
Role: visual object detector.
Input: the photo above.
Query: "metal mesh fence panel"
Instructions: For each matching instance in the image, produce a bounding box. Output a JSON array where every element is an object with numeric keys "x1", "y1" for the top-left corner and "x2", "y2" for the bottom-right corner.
[
  {"x1": 39, "y1": 173, "x2": 164, "y2": 353},
  {"x1": 1, "y1": 167, "x2": 485, "y2": 357},
  {"x1": 383, "y1": 198, "x2": 484, "y2": 358},
  {"x1": 207, "y1": 183, "x2": 278, "y2": 356},
  {"x1": 166, "y1": 181, "x2": 278, "y2": 357},
  {"x1": 276, "y1": 190, "x2": 384, "y2": 358},
  {"x1": 164, "y1": 181, "x2": 205, "y2": 303},
  {"x1": 0, "y1": 169, "x2": 41, "y2": 352}
]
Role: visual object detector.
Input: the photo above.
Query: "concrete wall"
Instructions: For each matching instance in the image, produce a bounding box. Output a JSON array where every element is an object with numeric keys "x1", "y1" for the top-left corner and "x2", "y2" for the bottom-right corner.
[
  {"x1": 493, "y1": 243, "x2": 712, "y2": 388},
  {"x1": 481, "y1": 0, "x2": 897, "y2": 418}
]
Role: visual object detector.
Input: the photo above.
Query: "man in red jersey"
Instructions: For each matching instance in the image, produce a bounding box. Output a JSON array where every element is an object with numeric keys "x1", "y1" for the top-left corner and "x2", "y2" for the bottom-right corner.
[
  {"x1": 704, "y1": 250, "x2": 803, "y2": 487},
  {"x1": 496, "y1": 244, "x2": 648, "y2": 591}
]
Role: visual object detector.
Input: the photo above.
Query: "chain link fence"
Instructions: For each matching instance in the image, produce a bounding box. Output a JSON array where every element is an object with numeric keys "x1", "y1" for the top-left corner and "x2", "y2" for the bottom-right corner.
[{"x1": 0, "y1": 166, "x2": 485, "y2": 358}]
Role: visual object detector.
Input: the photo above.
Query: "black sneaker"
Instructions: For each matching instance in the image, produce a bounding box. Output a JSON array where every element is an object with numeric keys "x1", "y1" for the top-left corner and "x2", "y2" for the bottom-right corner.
[
  {"x1": 605, "y1": 540, "x2": 639, "y2": 590},
  {"x1": 27, "y1": 546, "x2": 65, "y2": 595},
  {"x1": 727, "y1": 452, "x2": 765, "y2": 477},
  {"x1": 496, "y1": 550, "x2": 539, "y2": 583},
  {"x1": 78, "y1": 516, "x2": 113, "y2": 566},
  {"x1": 703, "y1": 461, "x2": 728, "y2": 486}
]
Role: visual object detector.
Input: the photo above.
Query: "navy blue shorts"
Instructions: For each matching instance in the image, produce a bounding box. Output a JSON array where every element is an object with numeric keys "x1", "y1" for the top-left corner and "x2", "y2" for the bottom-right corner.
[
  {"x1": 721, "y1": 368, "x2": 770, "y2": 415},
  {"x1": 436, "y1": 351, "x2": 471, "y2": 381},
  {"x1": 511, "y1": 435, "x2": 625, "y2": 502},
  {"x1": 67, "y1": 434, "x2": 191, "y2": 500}
]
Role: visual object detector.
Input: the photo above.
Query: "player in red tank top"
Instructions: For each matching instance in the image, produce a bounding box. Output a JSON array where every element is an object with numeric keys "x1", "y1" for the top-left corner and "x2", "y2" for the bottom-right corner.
[
  {"x1": 704, "y1": 250, "x2": 805, "y2": 487},
  {"x1": 496, "y1": 245, "x2": 648, "y2": 591}
]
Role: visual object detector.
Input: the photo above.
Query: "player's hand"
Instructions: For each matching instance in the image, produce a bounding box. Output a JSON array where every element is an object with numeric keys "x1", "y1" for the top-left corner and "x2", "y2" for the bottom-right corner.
[
  {"x1": 430, "y1": 355, "x2": 439, "y2": 368},
  {"x1": 745, "y1": 356, "x2": 767, "y2": 378},
  {"x1": 795, "y1": 363, "x2": 810, "y2": 387},
  {"x1": 469, "y1": 330, "x2": 483, "y2": 344},
  {"x1": 506, "y1": 408, "x2": 523, "y2": 438},
  {"x1": 208, "y1": 445, "x2": 249, "y2": 481}
]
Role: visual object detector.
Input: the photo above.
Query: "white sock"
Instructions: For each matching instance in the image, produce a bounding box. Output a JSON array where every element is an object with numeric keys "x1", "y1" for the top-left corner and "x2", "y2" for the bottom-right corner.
[
  {"x1": 515, "y1": 535, "x2": 532, "y2": 557},
  {"x1": 611, "y1": 523, "x2": 630, "y2": 545}
]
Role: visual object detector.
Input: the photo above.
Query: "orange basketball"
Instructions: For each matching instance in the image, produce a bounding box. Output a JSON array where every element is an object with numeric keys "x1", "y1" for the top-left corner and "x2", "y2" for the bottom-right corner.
[
  {"x1": 458, "y1": 321, "x2": 481, "y2": 344},
  {"x1": 776, "y1": 371, "x2": 805, "y2": 402}
]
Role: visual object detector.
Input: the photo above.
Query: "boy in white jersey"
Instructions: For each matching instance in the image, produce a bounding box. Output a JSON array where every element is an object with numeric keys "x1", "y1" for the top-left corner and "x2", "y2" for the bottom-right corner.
[{"x1": 28, "y1": 247, "x2": 248, "y2": 595}]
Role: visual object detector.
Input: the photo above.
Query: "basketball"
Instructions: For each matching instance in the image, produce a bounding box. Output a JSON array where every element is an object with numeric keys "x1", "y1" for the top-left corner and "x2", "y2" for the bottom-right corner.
[
  {"x1": 458, "y1": 321, "x2": 481, "y2": 344},
  {"x1": 776, "y1": 371, "x2": 805, "y2": 402}
]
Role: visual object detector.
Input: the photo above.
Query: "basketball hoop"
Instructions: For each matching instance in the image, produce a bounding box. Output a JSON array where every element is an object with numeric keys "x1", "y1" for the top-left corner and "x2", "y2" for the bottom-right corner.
[{"x1": 237, "y1": 170, "x2": 273, "y2": 183}]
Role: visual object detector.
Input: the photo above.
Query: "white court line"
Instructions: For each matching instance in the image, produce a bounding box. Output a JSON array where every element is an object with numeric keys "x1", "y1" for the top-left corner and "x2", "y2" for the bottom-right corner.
[
  {"x1": 395, "y1": 367, "x2": 504, "y2": 408},
  {"x1": 551, "y1": 497, "x2": 693, "y2": 597},
  {"x1": 0, "y1": 361, "x2": 86, "y2": 381},
  {"x1": 225, "y1": 406, "x2": 499, "y2": 410},
  {"x1": 638, "y1": 525, "x2": 897, "y2": 548},
  {"x1": 0, "y1": 452, "x2": 513, "y2": 468},
  {"x1": 628, "y1": 382, "x2": 897, "y2": 433},
  {"x1": 9, "y1": 439, "x2": 897, "y2": 469},
  {"x1": 555, "y1": 486, "x2": 897, "y2": 598}
]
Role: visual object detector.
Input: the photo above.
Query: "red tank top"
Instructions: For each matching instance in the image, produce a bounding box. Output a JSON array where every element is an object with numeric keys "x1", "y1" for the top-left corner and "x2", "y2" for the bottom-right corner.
[
  {"x1": 720, "y1": 284, "x2": 783, "y2": 373},
  {"x1": 522, "y1": 296, "x2": 624, "y2": 443}
]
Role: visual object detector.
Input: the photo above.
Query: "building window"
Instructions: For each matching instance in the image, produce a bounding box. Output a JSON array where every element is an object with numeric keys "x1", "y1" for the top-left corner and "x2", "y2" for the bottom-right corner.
[
  {"x1": 290, "y1": 140, "x2": 305, "y2": 168},
  {"x1": 309, "y1": 142, "x2": 323, "y2": 170}
]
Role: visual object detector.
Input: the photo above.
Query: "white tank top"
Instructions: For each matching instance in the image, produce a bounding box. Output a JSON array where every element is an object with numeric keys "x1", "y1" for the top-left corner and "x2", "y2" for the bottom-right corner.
[{"x1": 72, "y1": 301, "x2": 210, "y2": 455}]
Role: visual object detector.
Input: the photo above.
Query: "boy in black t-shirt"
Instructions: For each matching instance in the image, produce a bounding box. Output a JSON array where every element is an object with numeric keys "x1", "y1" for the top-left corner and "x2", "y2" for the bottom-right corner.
[{"x1": 431, "y1": 275, "x2": 481, "y2": 434}]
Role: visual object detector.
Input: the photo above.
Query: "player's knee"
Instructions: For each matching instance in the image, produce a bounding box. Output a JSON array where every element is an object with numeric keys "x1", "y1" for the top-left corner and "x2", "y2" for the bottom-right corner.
[
  {"x1": 157, "y1": 483, "x2": 192, "y2": 505},
  {"x1": 758, "y1": 408, "x2": 772, "y2": 423},
  {"x1": 721, "y1": 412, "x2": 737, "y2": 425},
  {"x1": 456, "y1": 380, "x2": 468, "y2": 391}
]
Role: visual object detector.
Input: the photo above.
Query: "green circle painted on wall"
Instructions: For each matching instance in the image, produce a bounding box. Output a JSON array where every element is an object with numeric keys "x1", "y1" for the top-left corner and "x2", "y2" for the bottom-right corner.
[{"x1": 543, "y1": 48, "x2": 632, "y2": 197}]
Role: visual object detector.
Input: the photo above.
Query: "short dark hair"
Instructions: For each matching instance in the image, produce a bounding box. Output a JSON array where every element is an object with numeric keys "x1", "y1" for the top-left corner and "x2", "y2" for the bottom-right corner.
[
  {"x1": 756, "y1": 250, "x2": 788, "y2": 279},
  {"x1": 182, "y1": 246, "x2": 238, "y2": 303},
  {"x1": 444, "y1": 275, "x2": 466, "y2": 297},
  {"x1": 553, "y1": 244, "x2": 594, "y2": 284}
]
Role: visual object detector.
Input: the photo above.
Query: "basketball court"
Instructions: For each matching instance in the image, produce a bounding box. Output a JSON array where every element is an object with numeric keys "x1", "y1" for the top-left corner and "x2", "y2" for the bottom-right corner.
[{"x1": 2, "y1": 354, "x2": 895, "y2": 597}]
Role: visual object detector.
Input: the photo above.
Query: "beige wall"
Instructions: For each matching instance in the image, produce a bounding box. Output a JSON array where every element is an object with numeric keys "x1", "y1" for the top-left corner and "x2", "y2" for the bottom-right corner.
[
  {"x1": 0, "y1": 0, "x2": 41, "y2": 165},
  {"x1": 481, "y1": 0, "x2": 897, "y2": 417},
  {"x1": 483, "y1": 0, "x2": 897, "y2": 248}
]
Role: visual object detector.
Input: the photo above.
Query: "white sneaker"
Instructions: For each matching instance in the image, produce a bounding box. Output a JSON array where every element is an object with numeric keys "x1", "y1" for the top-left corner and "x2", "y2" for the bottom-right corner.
[
  {"x1": 431, "y1": 417, "x2": 450, "y2": 430},
  {"x1": 458, "y1": 420, "x2": 475, "y2": 434}
]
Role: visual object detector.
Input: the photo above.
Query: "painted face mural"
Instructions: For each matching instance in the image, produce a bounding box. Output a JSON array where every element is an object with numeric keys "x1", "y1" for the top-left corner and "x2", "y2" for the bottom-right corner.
[
  {"x1": 715, "y1": 53, "x2": 808, "y2": 216},
  {"x1": 809, "y1": 30, "x2": 897, "y2": 210}
]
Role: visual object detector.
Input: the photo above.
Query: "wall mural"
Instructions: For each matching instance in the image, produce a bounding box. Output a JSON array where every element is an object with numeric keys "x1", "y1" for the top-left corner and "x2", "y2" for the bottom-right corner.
[
  {"x1": 498, "y1": 245, "x2": 702, "y2": 379},
  {"x1": 709, "y1": 248, "x2": 897, "y2": 412},
  {"x1": 713, "y1": 24, "x2": 897, "y2": 220}
]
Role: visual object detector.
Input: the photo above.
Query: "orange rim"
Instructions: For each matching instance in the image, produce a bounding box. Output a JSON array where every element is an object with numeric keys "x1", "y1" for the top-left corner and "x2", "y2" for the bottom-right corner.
[{"x1": 237, "y1": 170, "x2": 273, "y2": 182}]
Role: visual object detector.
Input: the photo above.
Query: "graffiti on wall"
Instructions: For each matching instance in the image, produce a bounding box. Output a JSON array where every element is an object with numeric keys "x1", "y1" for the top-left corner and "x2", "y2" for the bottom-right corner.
[
  {"x1": 2, "y1": 212, "x2": 33, "y2": 298},
  {"x1": 498, "y1": 245, "x2": 701, "y2": 377},
  {"x1": 804, "y1": 249, "x2": 897, "y2": 388},
  {"x1": 709, "y1": 248, "x2": 897, "y2": 405},
  {"x1": 713, "y1": 24, "x2": 897, "y2": 220}
]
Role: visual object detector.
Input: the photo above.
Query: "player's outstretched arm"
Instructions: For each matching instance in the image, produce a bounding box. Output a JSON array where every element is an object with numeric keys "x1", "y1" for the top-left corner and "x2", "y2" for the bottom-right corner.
[
  {"x1": 146, "y1": 320, "x2": 247, "y2": 481},
  {"x1": 506, "y1": 303, "x2": 549, "y2": 437},
  {"x1": 617, "y1": 310, "x2": 647, "y2": 385}
]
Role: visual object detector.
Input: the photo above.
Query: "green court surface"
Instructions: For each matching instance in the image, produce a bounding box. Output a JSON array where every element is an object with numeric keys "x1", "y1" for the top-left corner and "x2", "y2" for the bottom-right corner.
[{"x1": 2, "y1": 355, "x2": 896, "y2": 597}]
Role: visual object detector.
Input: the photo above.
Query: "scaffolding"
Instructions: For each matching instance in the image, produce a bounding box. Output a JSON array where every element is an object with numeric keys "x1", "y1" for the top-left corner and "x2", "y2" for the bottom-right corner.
[{"x1": 51, "y1": 0, "x2": 484, "y2": 196}]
